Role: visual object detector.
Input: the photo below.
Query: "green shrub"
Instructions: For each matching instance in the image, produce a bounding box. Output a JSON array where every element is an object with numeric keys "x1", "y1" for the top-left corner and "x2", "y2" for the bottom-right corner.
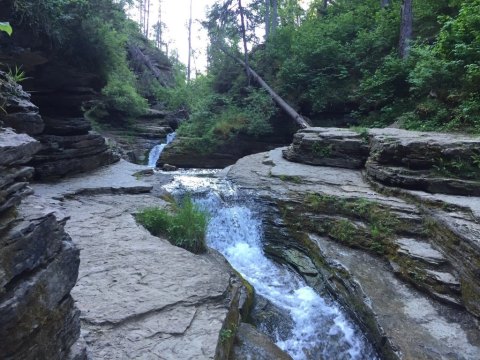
[{"x1": 136, "y1": 196, "x2": 209, "y2": 254}]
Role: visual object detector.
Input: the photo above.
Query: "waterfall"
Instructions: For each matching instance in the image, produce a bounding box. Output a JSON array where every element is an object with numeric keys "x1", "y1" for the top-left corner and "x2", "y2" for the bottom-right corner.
[
  {"x1": 164, "y1": 173, "x2": 378, "y2": 360},
  {"x1": 147, "y1": 132, "x2": 176, "y2": 168}
]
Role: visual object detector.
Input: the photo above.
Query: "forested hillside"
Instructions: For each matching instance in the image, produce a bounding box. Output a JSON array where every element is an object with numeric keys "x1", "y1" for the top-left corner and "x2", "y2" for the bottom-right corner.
[
  {"x1": 0, "y1": 0, "x2": 176, "y2": 122},
  {"x1": 165, "y1": 0, "x2": 479, "y2": 151},
  {"x1": 2, "y1": 0, "x2": 479, "y2": 153}
]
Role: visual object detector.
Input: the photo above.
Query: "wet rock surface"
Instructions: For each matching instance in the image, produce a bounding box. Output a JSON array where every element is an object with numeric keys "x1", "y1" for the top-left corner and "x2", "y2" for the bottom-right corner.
[
  {"x1": 97, "y1": 112, "x2": 176, "y2": 164},
  {"x1": 226, "y1": 137, "x2": 480, "y2": 360},
  {"x1": 231, "y1": 323, "x2": 293, "y2": 360},
  {"x1": 30, "y1": 160, "x2": 244, "y2": 359}
]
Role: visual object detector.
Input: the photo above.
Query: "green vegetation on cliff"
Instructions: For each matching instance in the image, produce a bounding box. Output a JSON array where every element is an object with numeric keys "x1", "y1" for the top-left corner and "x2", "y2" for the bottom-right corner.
[{"x1": 3, "y1": 0, "x2": 175, "y2": 121}]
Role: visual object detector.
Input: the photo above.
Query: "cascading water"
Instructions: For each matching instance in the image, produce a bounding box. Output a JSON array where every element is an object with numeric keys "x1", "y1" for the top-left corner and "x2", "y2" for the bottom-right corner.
[
  {"x1": 147, "y1": 132, "x2": 176, "y2": 168},
  {"x1": 164, "y1": 172, "x2": 378, "y2": 360}
]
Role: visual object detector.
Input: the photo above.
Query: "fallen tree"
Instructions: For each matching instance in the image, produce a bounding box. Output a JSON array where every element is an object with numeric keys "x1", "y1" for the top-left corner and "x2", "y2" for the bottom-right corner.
[{"x1": 217, "y1": 45, "x2": 311, "y2": 129}]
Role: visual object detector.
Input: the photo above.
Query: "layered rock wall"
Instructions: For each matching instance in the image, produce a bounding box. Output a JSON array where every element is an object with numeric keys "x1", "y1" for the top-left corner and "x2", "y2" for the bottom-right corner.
[
  {"x1": 0, "y1": 127, "x2": 84, "y2": 359},
  {"x1": 0, "y1": 70, "x2": 118, "y2": 180}
]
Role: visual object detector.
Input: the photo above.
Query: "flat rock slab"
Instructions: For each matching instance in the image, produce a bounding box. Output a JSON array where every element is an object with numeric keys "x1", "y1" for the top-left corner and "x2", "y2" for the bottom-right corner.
[
  {"x1": 33, "y1": 160, "x2": 152, "y2": 198},
  {"x1": 29, "y1": 161, "x2": 236, "y2": 359},
  {"x1": 65, "y1": 194, "x2": 231, "y2": 359}
]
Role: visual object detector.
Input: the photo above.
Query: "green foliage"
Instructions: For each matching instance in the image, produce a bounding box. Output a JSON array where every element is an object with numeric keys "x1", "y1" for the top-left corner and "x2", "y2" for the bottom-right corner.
[
  {"x1": 305, "y1": 194, "x2": 400, "y2": 254},
  {"x1": 0, "y1": 22, "x2": 13, "y2": 36},
  {"x1": 219, "y1": 329, "x2": 235, "y2": 343},
  {"x1": 433, "y1": 154, "x2": 480, "y2": 180},
  {"x1": 10, "y1": 0, "x2": 150, "y2": 121},
  {"x1": 7, "y1": 65, "x2": 29, "y2": 83},
  {"x1": 311, "y1": 142, "x2": 332, "y2": 157},
  {"x1": 174, "y1": 76, "x2": 275, "y2": 153},
  {"x1": 136, "y1": 196, "x2": 209, "y2": 254},
  {"x1": 205, "y1": 0, "x2": 478, "y2": 134}
]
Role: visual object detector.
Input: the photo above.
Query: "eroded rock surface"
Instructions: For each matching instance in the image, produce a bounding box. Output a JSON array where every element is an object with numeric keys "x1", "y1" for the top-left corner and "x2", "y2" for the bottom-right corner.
[
  {"x1": 226, "y1": 143, "x2": 480, "y2": 360},
  {"x1": 30, "y1": 160, "x2": 243, "y2": 359},
  {"x1": 0, "y1": 127, "x2": 84, "y2": 359},
  {"x1": 284, "y1": 127, "x2": 480, "y2": 196}
]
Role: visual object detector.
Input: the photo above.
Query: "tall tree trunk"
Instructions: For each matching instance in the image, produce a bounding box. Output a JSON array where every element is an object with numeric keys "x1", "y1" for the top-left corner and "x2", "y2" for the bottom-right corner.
[
  {"x1": 139, "y1": 0, "x2": 144, "y2": 34},
  {"x1": 187, "y1": 0, "x2": 193, "y2": 82},
  {"x1": 145, "y1": 0, "x2": 150, "y2": 38},
  {"x1": 265, "y1": 0, "x2": 270, "y2": 40},
  {"x1": 381, "y1": 0, "x2": 390, "y2": 8},
  {"x1": 271, "y1": 0, "x2": 278, "y2": 33},
  {"x1": 399, "y1": 0, "x2": 413, "y2": 58},
  {"x1": 238, "y1": 0, "x2": 250, "y2": 84}
]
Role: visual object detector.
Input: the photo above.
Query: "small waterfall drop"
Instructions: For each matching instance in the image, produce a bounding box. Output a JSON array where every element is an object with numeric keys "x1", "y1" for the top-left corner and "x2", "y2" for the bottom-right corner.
[
  {"x1": 147, "y1": 132, "x2": 176, "y2": 168},
  {"x1": 164, "y1": 173, "x2": 378, "y2": 360}
]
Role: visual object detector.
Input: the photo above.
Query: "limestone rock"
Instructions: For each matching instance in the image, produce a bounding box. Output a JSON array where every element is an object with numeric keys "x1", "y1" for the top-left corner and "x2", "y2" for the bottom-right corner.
[
  {"x1": 0, "y1": 128, "x2": 41, "y2": 166},
  {"x1": 160, "y1": 135, "x2": 288, "y2": 169},
  {"x1": 366, "y1": 128, "x2": 480, "y2": 196},
  {"x1": 29, "y1": 130, "x2": 119, "y2": 180},
  {"x1": 231, "y1": 323, "x2": 293, "y2": 360},
  {"x1": 2, "y1": 112, "x2": 44, "y2": 135},
  {"x1": 226, "y1": 146, "x2": 480, "y2": 360},
  {"x1": 0, "y1": 213, "x2": 82, "y2": 359},
  {"x1": 43, "y1": 117, "x2": 92, "y2": 136},
  {"x1": 0, "y1": 71, "x2": 45, "y2": 136},
  {"x1": 283, "y1": 127, "x2": 370, "y2": 169},
  {"x1": 27, "y1": 160, "x2": 245, "y2": 358}
]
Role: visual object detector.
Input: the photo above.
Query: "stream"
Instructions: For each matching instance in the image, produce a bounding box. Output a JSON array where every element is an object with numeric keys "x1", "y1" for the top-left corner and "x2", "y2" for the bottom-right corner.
[
  {"x1": 163, "y1": 170, "x2": 378, "y2": 360},
  {"x1": 148, "y1": 132, "x2": 176, "y2": 167}
]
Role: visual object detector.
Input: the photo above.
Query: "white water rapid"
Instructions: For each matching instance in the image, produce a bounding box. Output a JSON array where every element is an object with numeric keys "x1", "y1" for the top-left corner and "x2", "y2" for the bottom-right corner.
[
  {"x1": 164, "y1": 172, "x2": 378, "y2": 360},
  {"x1": 147, "y1": 132, "x2": 176, "y2": 167}
]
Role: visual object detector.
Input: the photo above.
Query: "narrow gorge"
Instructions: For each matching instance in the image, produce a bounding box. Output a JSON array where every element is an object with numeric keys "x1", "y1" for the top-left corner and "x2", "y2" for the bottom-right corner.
[{"x1": 2, "y1": 0, "x2": 480, "y2": 358}]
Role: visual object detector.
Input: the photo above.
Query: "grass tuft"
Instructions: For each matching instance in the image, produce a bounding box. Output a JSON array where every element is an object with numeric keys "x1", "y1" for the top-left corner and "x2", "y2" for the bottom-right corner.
[{"x1": 136, "y1": 195, "x2": 209, "y2": 254}]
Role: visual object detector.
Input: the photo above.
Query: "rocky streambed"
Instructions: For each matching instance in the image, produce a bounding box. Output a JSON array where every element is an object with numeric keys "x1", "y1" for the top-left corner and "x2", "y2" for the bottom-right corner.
[
  {"x1": 2, "y1": 107, "x2": 480, "y2": 359},
  {"x1": 225, "y1": 127, "x2": 480, "y2": 360}
]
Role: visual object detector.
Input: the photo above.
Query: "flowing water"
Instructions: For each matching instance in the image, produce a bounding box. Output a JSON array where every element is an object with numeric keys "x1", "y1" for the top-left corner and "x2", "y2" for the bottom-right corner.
[
  {"x1": 147, "y1": 132, "x2": 176, "y2": 167},
  {"x1": 164, "y1": 171, "x2": 378, "y2": 360}
]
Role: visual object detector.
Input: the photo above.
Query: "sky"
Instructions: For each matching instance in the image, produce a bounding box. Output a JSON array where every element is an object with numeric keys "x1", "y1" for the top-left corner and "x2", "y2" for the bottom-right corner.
[
  {"x1": 131, "y1": 0, "x2": 311, "y2": 74},
  {"x1": 131, "y1": 0, "x2": 219, "y2": 73}
]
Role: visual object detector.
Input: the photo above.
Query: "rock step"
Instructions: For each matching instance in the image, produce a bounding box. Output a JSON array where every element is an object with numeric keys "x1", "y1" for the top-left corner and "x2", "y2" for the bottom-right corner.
[
  {"x1": 366, "y1": 162, "x2": 480, "y2": 196},
  {"x1": 43, "y1": 117, "x2": 91, "y2": 136},
  {"x1": 395, "y1": 238, "x2": 447, "y2": 267},
  {"x1": 0, "y1": 129, "x2": 41, "y2": 166},
  {"x1": 283, "y1": 127, "x2": 480, "y2": 196},
  {"x1": 33, "y1": 151, "x2": 119, "y2": 180},
  {"x1": 391, "y1": 237, "x2": 462, "y2": 307},
  {"x1": 310, "y1": 233, "x2": 480, "y2": 360},
  {"x1": 283, "y1": 127, "x2": 369, "y2": 169}
]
